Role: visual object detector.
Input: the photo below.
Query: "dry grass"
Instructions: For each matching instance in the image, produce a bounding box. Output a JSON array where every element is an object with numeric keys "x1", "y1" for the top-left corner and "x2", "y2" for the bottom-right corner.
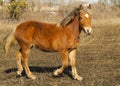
[{"x1": 0, "y1": 18, "x2": 120, "y2": 86}]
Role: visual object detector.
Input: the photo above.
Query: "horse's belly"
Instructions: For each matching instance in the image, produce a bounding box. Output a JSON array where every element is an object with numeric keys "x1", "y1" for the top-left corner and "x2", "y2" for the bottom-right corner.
[
  {"x1": 37, "y1": 45, "x2": 58, "y2": 52},
  {"x1": 35, "y1": 40, "x2": 58, "y2": 52}
]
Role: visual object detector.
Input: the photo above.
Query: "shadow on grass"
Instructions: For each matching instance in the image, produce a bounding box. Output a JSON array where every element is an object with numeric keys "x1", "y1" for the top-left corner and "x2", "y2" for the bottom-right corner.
[{"x1": 5, "y1": 66, "x2": 72, "y2": 78}]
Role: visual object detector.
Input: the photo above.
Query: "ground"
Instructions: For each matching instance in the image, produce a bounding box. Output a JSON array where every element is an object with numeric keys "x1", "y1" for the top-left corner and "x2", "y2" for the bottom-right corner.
[{"x1": 0, "y1": 20, "x2": 120, "y2": 86}]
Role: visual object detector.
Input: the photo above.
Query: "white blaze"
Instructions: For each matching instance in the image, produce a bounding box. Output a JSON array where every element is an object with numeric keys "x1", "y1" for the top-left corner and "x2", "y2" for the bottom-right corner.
[{"x1": 85, "y1": 14, "x2": 89, "y2": 18}]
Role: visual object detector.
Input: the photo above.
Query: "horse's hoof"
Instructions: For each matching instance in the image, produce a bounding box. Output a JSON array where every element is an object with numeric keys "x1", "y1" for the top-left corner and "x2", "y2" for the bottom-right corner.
[
  {"x1": 52, "y1": 73, "x2": 63, "y2": 78},
  {"x1": 16, "y1": 71, "x2": 22, "y2": 77},
  {"x1": 53, "y1": 70, "x2": 59, "y2": 76},
  {"x1": 73, "y1": 75, "x2": 83, "y2": 81},
  {"x1": 28, "y1": 74, "x2": 36, "y2": 80}
]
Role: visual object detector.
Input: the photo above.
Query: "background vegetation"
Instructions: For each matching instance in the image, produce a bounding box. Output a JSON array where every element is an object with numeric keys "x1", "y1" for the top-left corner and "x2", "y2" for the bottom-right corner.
[
  {"x1": 8, "y1": 0, "x2": 27, "y2": 20},
  {"x1": 0, "y1": 0, "x2": 120, "y2": 22}
]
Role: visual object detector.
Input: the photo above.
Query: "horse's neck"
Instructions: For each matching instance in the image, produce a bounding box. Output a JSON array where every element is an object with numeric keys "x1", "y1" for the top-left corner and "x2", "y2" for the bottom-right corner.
[{"x1": 68, "y1": 15, "x2": 80, "y2": 36}]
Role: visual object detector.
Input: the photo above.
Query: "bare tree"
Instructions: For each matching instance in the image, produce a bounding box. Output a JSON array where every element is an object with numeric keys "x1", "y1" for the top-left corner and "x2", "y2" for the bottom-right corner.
[
  {"x1": 98, "y1": 0, "x2": 108, "y2": 11},
  {"x1": 110, "y1": 0, "x2": 120, "y2": 7}
]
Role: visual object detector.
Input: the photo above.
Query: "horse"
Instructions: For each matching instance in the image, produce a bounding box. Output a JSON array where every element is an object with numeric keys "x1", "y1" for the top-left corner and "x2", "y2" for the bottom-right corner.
[{"x1": 4, "y1": 4, "x2": 93, "y2": 81}]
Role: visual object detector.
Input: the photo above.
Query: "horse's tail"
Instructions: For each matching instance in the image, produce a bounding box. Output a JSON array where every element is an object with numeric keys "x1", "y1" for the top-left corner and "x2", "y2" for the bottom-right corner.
[{"x1": 4, "y1": 29, "x2": 16, "y2": 57}]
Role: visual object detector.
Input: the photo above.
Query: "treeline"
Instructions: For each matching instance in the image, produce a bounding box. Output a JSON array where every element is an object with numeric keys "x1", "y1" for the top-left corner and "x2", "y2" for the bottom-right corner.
[{"x1": 0, "y1": 0, "x2": 120, "y2": 21}]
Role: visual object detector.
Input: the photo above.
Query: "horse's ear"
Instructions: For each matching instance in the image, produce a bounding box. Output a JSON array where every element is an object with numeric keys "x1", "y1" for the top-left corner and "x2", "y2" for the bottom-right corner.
[
  {"x1": 88, "y1": 4, "x2": 91, "y2": 9},
  {"x1": 79, "y1": 4, "x2": 83, "y2": 10}
]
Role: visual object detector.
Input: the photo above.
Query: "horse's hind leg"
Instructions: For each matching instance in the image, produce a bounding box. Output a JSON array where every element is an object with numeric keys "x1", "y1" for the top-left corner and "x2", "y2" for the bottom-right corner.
[
  {"x1": 21, "y1": 47, "x2": 36, "y2": 79},
  {"x1": 54, "y1": 50, "x2": 68, "y2": 76},
  {"x1": 16, "y1": 49, "x2": 23, "y2": 77},
  {"x1": 69, "y1": 49, "x2": 83, "y2": 81}
]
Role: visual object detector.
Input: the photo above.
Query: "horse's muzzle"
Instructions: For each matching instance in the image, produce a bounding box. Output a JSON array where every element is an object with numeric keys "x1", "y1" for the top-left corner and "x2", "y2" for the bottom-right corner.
[{"x1": 84, "y1": 27, "x2": 93, "y2": 35}]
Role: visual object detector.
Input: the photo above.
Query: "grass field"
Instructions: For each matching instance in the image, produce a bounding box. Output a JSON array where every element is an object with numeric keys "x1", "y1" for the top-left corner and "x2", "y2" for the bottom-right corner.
[{"x1": 0, "y1": 18, "x2": 120, "y2": 86}]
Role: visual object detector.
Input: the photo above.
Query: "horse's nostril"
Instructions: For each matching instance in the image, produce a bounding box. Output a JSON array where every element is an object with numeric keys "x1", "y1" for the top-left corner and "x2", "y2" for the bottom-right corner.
[{"x1": 87, "y1": 29, "x2": 89, "y2": 33}]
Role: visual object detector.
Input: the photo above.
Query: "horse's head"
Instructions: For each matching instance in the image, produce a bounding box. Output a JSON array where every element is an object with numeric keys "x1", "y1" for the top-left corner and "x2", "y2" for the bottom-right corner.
[{"x1": 79, "y1": 4, "x2": 93, "y2": 35}]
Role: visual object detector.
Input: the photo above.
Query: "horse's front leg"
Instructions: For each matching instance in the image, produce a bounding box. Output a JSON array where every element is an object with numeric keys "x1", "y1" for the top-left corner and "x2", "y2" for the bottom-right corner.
[
  {"x1": 69, "y1": 49, "x2": 83, "y2": 81},
  {"x1": 54, "y1": 50, "x2": 68, "y2": 76}
]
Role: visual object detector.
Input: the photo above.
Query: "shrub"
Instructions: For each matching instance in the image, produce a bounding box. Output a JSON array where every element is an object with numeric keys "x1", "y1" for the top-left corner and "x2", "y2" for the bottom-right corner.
[
  {"x1": 8, "y1": 0, "x2": 27, "y2": 20},
  {"x1": 0, "y1": 0, "x2": 3, "y2": 6}
]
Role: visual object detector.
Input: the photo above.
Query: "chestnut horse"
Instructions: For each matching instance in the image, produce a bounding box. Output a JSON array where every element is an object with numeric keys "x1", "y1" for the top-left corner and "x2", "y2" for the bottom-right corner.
[{"x1": 5, "y1": 4, "x2": 93, "y2": 81}]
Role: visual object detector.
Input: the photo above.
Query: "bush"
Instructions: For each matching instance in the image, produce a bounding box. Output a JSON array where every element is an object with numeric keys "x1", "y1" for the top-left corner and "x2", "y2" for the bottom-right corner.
[
  {"x1": 8, "y1": 0, "x2": 27, "y2": 20},
  {"x1": 0, "y1": 0, "x2": 3, "y2": 6}
]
